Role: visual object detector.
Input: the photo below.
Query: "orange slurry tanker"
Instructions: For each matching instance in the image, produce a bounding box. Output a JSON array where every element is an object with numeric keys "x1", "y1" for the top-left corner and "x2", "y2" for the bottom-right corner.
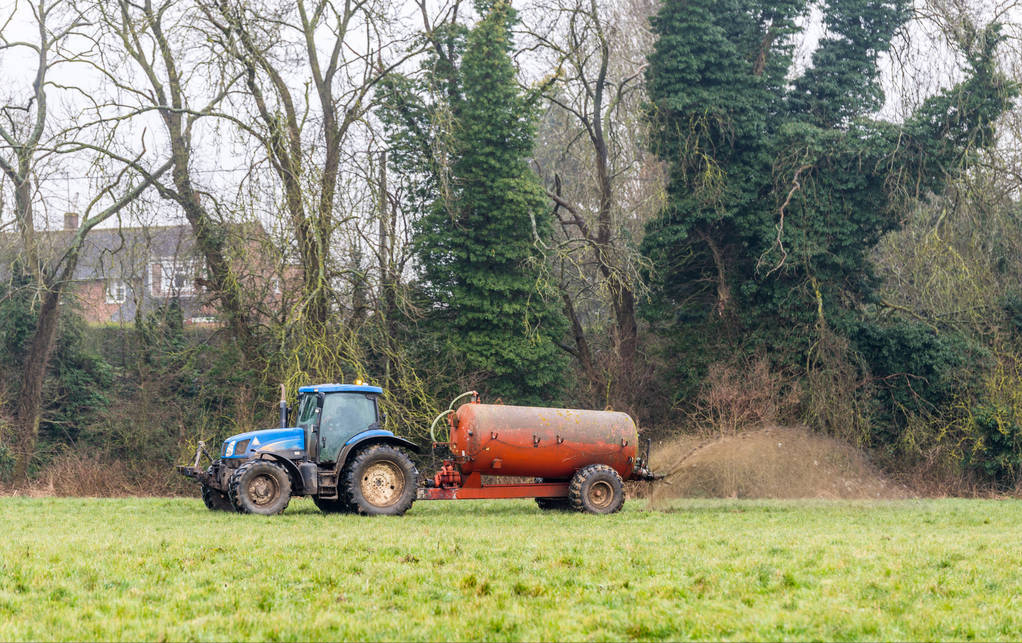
[
  {"x1": 179, "y1": 386, "x2": 659, "y2": 516},
  {"x1": 423, "y1": 394, "x2": 658, "y2": 513}
]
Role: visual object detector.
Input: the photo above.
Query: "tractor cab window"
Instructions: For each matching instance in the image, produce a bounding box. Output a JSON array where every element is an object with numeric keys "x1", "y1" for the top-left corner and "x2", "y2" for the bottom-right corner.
[
  {"x1": 295, "y1": 394, "x2": 318, "y2": 432},
  {"x1": 318, "y1": 393, "x2": 377, "y2": 463}
]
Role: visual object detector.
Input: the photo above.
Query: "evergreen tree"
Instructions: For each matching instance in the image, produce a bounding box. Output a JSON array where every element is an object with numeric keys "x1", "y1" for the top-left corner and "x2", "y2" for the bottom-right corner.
[
  {"x1": 412, "y1": 0, "x2": 568, "y2": 404},
  {"x1": 642, "y1": 0, "x2": 1016, "y2": 421}
]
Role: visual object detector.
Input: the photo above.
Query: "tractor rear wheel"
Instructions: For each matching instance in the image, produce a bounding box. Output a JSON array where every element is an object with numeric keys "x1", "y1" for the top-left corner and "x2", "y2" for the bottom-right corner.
[
  {"x1": 201, "y1": 483, "x2": 234, "y2": 512},
  {"x1": 569, "y1": 464, "x2": 625, "y2": 514},
  {"x1": 313, "y1": 496, "x2": 353, "y2": 514},
  {"x1": 344, "y1": 445, "x2": 417, "y2": 516},
  {"x1": 229, "y1": 460, "x2": 292, "y2": 515}
]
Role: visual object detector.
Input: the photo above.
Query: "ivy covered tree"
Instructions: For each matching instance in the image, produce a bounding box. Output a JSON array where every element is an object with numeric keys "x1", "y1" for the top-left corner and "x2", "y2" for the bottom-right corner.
[
  {"x1": 0, "y1": 269, "x2": 112, "y2": 478},
  {"x1": 642, "y1": 0, "x2": 1016, "y2": 429},
  {"x1": 408, "y1": 0, "x2": 568, "y2": 404}
]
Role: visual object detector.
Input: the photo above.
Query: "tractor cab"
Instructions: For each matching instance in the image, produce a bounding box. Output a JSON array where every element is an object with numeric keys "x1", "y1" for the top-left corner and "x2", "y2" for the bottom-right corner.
[
  {"x1": 216, "y1": 383, "x2": 385, "y2": 463},
  {"x1": 293, "y1": 383, "x2": 385, "y2": 464}
]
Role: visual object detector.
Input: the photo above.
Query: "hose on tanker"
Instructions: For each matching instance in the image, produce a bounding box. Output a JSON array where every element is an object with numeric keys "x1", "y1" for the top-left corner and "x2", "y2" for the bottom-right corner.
[{"x1": 429, "y1": 390, "x2": 478, "y2": 444}]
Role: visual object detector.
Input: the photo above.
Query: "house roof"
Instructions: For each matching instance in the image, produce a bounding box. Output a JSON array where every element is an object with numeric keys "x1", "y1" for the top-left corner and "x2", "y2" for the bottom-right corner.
[
  {"x1": 71, "y1": 224, "x2": 196, "y2": 281},
  {"x1": 0, "y1": 220, "x2": 272, "y2": 283}
]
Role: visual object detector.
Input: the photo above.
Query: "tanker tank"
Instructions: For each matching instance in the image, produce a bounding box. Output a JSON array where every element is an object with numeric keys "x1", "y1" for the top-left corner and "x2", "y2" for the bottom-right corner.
[{"x1": 449, "y1": 403, "x2": 639, "y2": 480}]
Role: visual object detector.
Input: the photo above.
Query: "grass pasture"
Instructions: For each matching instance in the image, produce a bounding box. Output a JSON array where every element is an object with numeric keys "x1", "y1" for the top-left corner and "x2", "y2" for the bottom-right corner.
[{"x1": 1, "y1": 497, "x2": 1021, "y2": 641}]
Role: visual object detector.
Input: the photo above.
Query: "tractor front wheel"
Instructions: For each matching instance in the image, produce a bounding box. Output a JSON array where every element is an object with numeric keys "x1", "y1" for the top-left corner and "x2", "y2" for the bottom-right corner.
[
  {"x1": 229, "y1": 460, "x2": 292, "y2": 515},
  {"x1": 201, "y1": 483, "x2": 234, "y2": 512},
  {"x1": 344, "y1": 445, "x2": 417, "y2": 516}
]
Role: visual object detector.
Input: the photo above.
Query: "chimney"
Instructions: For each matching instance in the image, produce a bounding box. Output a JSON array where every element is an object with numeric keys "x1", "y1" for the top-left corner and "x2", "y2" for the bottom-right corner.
[{"x1": 64, "y1": 212, "x2": 79, "y2": 230}]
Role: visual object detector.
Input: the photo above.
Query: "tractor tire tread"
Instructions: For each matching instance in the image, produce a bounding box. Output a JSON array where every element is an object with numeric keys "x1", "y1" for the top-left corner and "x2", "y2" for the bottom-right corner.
[
  {"x1": 228, "y1": 459, "x2": 292, "y2": 515},
  {"x1": 343, "y1": 444, "x2": 417, "y2": 516},
  {"x1": 201, "y1": 483, "x2": 234, "y2": 512}
]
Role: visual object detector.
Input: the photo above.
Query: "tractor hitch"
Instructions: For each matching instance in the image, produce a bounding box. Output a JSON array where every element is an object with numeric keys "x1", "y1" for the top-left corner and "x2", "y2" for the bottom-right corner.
[
  {"x1": 176, "y1": 465, "x2": 206, "y2": 482},
  {"x1": 177, "y1": 441, "x2": 216, "y2": 483}
]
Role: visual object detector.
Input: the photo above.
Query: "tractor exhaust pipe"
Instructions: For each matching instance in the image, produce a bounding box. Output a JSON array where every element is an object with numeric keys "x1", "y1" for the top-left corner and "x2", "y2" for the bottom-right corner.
[{"x1": 279, "y1": 384, "x2": 288, "y2": 428}]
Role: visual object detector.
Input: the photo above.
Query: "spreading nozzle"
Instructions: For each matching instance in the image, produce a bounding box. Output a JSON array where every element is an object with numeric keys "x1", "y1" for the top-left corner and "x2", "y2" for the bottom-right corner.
[
  {"x1": 632, "y1": 436, "x2": 664, "y2": 481},
  {"x1": 632, "y1": 465, "x2": 665, "y2": 481}
]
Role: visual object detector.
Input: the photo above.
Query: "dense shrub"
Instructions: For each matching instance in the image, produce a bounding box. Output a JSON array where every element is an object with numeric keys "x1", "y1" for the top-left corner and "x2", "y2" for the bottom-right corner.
[
  {"x1": 852, "y1": 323, "x2": 984, "y2": 448},
  {"x1": 42, "y1": 311, "x2": 115, "y2": 449},
  {"x1": 690, "y1": 357, "x2": 801, "y2": 436},
  {"x1": 0, "y1": 443, "x2": 13, "y2": 484},
  {"x1": 964, "y1": 404, "x2": 1022, "y2": 488}
]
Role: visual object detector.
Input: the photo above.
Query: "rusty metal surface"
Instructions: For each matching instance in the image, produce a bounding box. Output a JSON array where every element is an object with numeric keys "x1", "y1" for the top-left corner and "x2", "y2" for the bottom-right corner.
[
  {"x1": 450, "y1": 404, "x2": 638, "y2": 480},
  {"x1": 432, "y1": 461, "x2": 462, "y2": 488},
  {"x1": 417, "y1": 481, "x2": 569, "y2": 501}
]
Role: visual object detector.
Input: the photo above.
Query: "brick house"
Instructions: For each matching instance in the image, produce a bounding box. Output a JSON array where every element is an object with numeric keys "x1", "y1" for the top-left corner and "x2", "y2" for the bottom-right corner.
[{"x1": 19, "y1": 214, "x2": 282, "y2": 326}]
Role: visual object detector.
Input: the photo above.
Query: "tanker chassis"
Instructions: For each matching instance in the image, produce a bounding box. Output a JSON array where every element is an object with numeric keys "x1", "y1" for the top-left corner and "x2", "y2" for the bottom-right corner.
[{"x1": 178, "y1": 385, "x2": 658, "y2": 516}]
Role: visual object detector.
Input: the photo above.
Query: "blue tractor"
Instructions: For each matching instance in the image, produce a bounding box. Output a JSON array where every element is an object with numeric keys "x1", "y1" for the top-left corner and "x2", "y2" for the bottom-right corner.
[{"x1": 178, "y1": 383, "x2": 420, "y2": 515}]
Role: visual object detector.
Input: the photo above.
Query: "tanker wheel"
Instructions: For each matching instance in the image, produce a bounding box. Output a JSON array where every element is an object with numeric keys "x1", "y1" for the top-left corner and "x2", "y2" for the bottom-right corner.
[
  {"x1": 534, "y1": 478, "x2": 572, "y2": 511},
  {"x1": 201, "y1": 483, "x2": 234, "y2": 512},
  {"x1": 569, "y1": 464, "x2": 625, "y2": 514},
  {"x1": 313, "y1": 496, "x2": 353, "y2": 514},
  {"x1": 344, "y1": 445, "x2": 418, "y2": 516},
  {"x1": 535, "y1": 497, "x2": 572, "y2": 511},
  {"x1": 228, "y1": 460, "x2": 292, "y2": 515}
]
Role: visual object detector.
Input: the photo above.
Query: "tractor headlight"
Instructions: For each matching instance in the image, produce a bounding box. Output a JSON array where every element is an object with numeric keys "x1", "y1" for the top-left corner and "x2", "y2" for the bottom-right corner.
[{"x1": 224, "y1": 440, "x2": 236, "y2": 457}]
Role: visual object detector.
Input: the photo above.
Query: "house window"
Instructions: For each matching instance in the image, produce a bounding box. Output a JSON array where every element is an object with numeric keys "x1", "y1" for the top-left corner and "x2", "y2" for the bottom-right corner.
[
  {"x1": 105, "y1": 279, "x2": 127, "y2": 304},
  {"x1": 152, "y1": 259, "x2": 201, "y2": 296}
]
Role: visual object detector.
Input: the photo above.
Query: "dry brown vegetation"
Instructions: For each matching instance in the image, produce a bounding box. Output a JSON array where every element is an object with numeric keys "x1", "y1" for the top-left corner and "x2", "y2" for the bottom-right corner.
[
  {"x1": 0, "y1": 453, "x2": 190, "y2": 497},
  {"x1": 689, "y1": 357, "x2": 802, "y2": 437}
]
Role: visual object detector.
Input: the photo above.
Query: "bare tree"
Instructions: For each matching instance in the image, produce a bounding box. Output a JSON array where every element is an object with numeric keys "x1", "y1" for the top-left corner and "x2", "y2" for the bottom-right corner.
[
  {"x1": 197, "y1": 0, "x2": 416, "y2": 321},
  {"x1": 524, "y1": 0, "x2": 664, "y2": 409},
  {"x1": 173, "y1": 0, "x2": 430, "y2": 389},
  {"x1": 0, "y1": 0, "x2": 169, "y2": 481},
  {"x1": 80, "y1": 0, "x2": 263, "y2": 364}
]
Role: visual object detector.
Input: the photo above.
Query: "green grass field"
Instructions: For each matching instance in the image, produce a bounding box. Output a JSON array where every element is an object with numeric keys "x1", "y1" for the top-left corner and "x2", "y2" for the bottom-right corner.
[{"x1": 1, "y1": 496, "x2": 1020, "y2": 641}]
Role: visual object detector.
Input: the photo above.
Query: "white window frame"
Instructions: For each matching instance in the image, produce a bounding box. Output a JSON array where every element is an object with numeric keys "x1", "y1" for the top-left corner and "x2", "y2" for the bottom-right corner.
[
  {"x1": 105, "y1": 279, "x2": 127, "y2": 304},
  {"x1": 151, "y1": 258, "x2": 201, "y2": 296}
]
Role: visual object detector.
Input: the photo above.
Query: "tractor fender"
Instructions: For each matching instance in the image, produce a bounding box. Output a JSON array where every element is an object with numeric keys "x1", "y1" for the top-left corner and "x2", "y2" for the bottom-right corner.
[
  {"x1": 334, "y1": 430, "x2": 420, "y2": 473},
  {"x1": 254, "y1": 453, "x2": 306, "y2": 494}
]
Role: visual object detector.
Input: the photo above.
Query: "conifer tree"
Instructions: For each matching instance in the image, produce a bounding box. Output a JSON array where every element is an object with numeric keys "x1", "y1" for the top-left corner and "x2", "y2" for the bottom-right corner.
[{"x1": 413, "y1": 0, "x2": 568, "y2": 404}]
